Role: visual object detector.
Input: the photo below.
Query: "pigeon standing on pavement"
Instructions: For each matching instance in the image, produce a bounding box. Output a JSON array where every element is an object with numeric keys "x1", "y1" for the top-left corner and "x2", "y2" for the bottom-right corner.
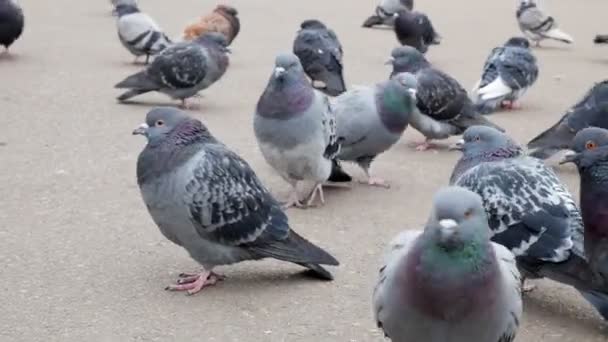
[
  {"x1": 115, "y1": 33, "x2": 230, "y2": 107},
  {"x1": 328, "y1": 73, "x2": 417, "y2": 187},
  {"x1": 0, "y1": 0, "x2": 24, "y2": 52},
  {"x1": 183, "y1": 5, "x2": 240, "y2": 45},
  {"x1": 387, "y1": 46, "x2": 503, "y2": 151},
  {"x1": 451, "y1": 125, "x2": 608, "y2": 320},
  {"x1": 362, "y1": 0, "x2": 413, "y2": 28},
  {"x1": 471, "y1": 37, "x2": 539, "y2": 114},
  {"x1": 115, "y1": 3, "x2": 172, "y2": 64},
  {"x1": 528, "y1": 80, "x2": 608, "y2": 160},
  {"x1": 516, "y1": 0, "x2": 573, "y2": 47},
  {"x1": 293, "y1": 19, "x2": 346, "y2": 96},
  {"x1": 254, "y1": 53, "x2": 343, "y2": 209},
  {"x1": 133, "y1": 107, "x2": 340, "y2": 295},
  {"x1": 393, "y1": 9, "x2": 440, "y2": 54},
  {"x1": 373, "y1": 186, "x2": 522, "y2": 342}
]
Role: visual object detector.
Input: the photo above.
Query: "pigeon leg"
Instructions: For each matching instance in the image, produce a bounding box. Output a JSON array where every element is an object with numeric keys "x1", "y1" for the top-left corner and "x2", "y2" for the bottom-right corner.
[
  {"x1": 132, "y1": 56, "x2": 140, "y2": 64},
  {"x1": 144, "y1": 54, "x2": 150, "y2": 65},
  {"x1": 306, "y1": 183, "x2": 325, "y2": 207},
  {"x1": 521, "y1": 277, "x2": 537, "y2": 293},
  {"x1": 501, "y1": 100, "x2": 520, "y2": 110},
  {"x1": 415, "y1": 138, "x2": 435, "y2": 151},
  {"x1": 282, "y1": 184, "x2": 305, "y2": 209},
  {"x1": 359, "y1": 167, "x2": 390, "y2": 188},
  {"x1": 165, "y1": 270, "x2": 224, "y2": 295}
]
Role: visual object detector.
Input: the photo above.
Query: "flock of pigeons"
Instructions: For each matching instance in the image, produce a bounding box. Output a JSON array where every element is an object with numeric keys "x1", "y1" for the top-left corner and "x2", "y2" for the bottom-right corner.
[{"x1": 3, "y1": 0, "x2": 608, "y2": 341}]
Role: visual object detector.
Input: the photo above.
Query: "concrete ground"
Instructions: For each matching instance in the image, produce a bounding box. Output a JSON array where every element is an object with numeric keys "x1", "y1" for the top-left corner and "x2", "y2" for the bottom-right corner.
[{"x1": 2, "y1": 0, "x2": 608, "y2": 341}]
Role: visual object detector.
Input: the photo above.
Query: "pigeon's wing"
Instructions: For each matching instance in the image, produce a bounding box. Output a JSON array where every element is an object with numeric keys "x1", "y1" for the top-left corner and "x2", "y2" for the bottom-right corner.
[
  {"x1": 416, "y1": 68, "x2": 469, "y2": 121},
  {"x1": 492, "y1": 242, "x2": 523, "y2": 342},
  {"x1": 332, "y1": 87, "x2": 378, "y2": 158},
  {"x1": 517, "y1": 5, "x2": 550, "y2": 33},
  {"x1": 326, "y1": 29, "x2": 343, "y2": 62},
  {"x1": 118, "y1": 13, "x2": 160, "y2": 42},
  {"x1": 319, "y1": 92, "x2": 341, "y2": 159},
  {"x1": 496, "y1": 47, "x2": 539, "y2": 91},
  {"x1": 413, "y1": 12, "x2": 439, "y2": 45},
  {"x1": 455, "y1": 158, "x2": 581, "y2": 262},
  {"x1": 294, "y1": 29, "x2": 343, "y2": 81},
  {"x1": 146, "y1": 43, "x2": 208, "y2": 89},
  {"x1": 476, "y1": 47, "x2": 504, "y2": 89}
]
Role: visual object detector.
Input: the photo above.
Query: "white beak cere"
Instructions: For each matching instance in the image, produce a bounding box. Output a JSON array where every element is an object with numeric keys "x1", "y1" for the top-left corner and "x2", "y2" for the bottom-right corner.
[
  {"x1": 438, "y1": 219, "x2": 458, "y2": 229},
  {"x1": 274, "y1": 67, "x2": 286, "y2": 77}
]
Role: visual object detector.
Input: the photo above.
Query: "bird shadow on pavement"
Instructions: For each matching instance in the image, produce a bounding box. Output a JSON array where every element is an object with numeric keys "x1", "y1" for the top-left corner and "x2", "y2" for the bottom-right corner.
[
  {"x1": 587, "y1": 57, "x2": 608, "y2": 66},
  {"x1": 0, "y1": 52, "x2": 21, "y2": 62}
]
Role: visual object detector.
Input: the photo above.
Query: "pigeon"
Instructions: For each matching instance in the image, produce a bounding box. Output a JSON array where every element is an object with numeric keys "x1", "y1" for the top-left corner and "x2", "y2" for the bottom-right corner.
[
  {"x1": 516, "y1": 0, "x2": 573, "y2": 47},
  {"x1": 133, "y1": 107, "x2": 340, "y2": 295},
  {"x1": 110, "y1": 0, "x2": 137, "y2": 15},
  {"x1": 471, "y1": 37, "x2": 539, "y2": 114},
  {"x1": 393, "y1": 9, "x2": 441, "y2": 54},
  {"x1": 594, "y1": 35, "x2": 608, "y2": 45},
  {"x1": 115, "y1": 32, "x2": 230, "y2": 107},
  {"x1": 183, "y1": 5, "x2": 240, "y2": 45},
  {"x1": 362, "y1": 0, "x2": 413, "y2": 28},
  {"x1": 373, "y1": 186, "x2": 522, "y2": 342},
  {"x1": 528, "y1": 80, "x2": 608, "y2": 160},
  {"x1": 254, "y1": 53, "x2": 343, "y2": 209},
  {"x1": 0, "y1": 0, "x2": 24, "y2": 52},
  {"x1": 293, "y1": 19, "x2": 346, "y2": 96},
  {"x1": 115, "y1": 3, "x2": 172, "y2": 64},
  {"x1": 327, "y1": 73, "x2": 418, "y2": 188},
  {"x1": 387, "y1": 46, "x2": 503, "y2": 151},
  {"x1": 450, "y1": 125, "x2": 608, "y2": 320}
]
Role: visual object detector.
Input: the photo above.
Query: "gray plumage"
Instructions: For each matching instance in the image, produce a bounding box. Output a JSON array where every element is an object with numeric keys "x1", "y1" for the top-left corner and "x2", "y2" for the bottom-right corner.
[
  {"x1": 254, "y1": 53, "x2": 341, "y2": 207},
  {"x1": 388, "y1": 46, "x2": 503, "y2": 149},
  {"x1": 328, "y1": 73, "x2": 417, "y2": 184},
  {"x1": 293, "y1": 19, "x2": 346, "y2": 96},
  {"x1": 362, "y1": 0, "x2": 414, "y2": 28},
  {"x1": 115, "y1": 33, "x2": 230, "y2": 105},
  {"x1": 528, "y1": 80, "x2": 608, "y2": 160},
  {"x1": 393, "y1": 9, "x2": 441, "y2": 54},
  {"x1": 115, "y1": 4, "x2": 171, "y2": 64},
  {"x1": 472, "y1": 37, "x2": 539, "y2": 114},
  {"x1": 134, "y1": 107, "x2": 339, "y2": 288},
  {"x1": 373, "y1": 186, "x2": 522, "y2": 342},
  {"x1": 0, "y1": 0, "x2": 24, "y2": 50},
  {"x1": 516, "y1": 0, "x2": 573, "y2": 46}
]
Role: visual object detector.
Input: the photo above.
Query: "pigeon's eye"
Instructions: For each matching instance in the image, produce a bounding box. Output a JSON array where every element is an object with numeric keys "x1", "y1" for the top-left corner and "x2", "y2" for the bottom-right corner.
[
  {"x1": 155, "y1": 120, "x2": 165, "y2": 127},
  {"x1": 474, "y1": 136, "x2": 481, "y2": 142},
  {"x1": 463, "y1": 209, "x2": 473, "y2": 218},
  {"x1": 585, "y1": 141, "x2": 597, "y2": 150}
]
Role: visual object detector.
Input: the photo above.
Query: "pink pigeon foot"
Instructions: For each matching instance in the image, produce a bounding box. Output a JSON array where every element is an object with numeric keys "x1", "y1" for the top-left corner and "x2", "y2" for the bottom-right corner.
[
  {"x1": 415, "y1": 141, "x2": 434, "y2": 151},
  {"x1": 501, "y1": 100, "x2": 520, "y2": 110},
  {"x1": 360, "y1": 176, "x2": 390, "y2": 188},
  {"x1": 282, "y1": 190, "x2": 305, "y2": 209},
  {"x1": 165, "y1": 271, "x2": 224, "y2": 295},
  {"x1": 305, "y1": 184, "x2": 325, "y2": 207}
]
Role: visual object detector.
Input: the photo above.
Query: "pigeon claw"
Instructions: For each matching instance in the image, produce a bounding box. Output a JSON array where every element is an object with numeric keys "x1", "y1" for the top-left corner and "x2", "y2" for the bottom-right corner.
[
  {"x1": 360, "y1": 177, "x2": 390, "y2": 188},
  {"x1": 166, "y1": 271, "x2": 225, "y2": 295}
]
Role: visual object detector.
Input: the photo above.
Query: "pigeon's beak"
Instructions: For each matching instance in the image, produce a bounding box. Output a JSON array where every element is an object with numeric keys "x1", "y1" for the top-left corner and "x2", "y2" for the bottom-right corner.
[
  {"x1": 132, "y1": 123, "x2": 149, "y2": 136},
  {"x1": 384, "y1": 57, "x2": 395, "y2": 65},
  {"x1": 274, "y1": 67, "x2": 286, "y2": 78},
  {"x1": 448, "y1": 139, "x2": 464, "y2": 151},
  {"x1": 559, "y1": 150, "x2": 578, "y2": 165},
  {"x1": 437, "y1": 219, "x2": 459, "y2": 247}
]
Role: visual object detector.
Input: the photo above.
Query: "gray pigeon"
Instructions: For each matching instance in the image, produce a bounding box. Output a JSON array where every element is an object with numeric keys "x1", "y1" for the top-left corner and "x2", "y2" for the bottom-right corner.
[
  {"x1": 115, "y1": 3, "x2": 171, "y2": 64},
  {"x1": 387, "y1": 46, "x2": 503, "y2": 151},
  {"x1": 393, "y1": 9, "x2": 441, "y2": 54},
  {"x1": 0, "y1": 0, "x2": 24, "y2": 52},
  {"x1": 328, "y1": 73, "x2": 417, "y2": 187},
  {"x1": 254, "y1": 53, "x2": 343, "y2": 208},
  {"x1": 115, "y1": 32, "x2": 230, "y2": 107},
  {"x1": 362, "y1": 0, "x2": 413, "y2": 28},
  {"x1": 133, "y1": 107, "x2": 340, "y2": 295},
  {"x1": 293, "y1": 19, "x2": 346, "y2": 96},
  {"x1": 516, "y1": 0, "x2": 573, "y2": 47},
  {"x1": 373, "y1": 186, "x2": 522, "y2": 342},
  {"x1": 472, "y1": 37, "x2": 539, "y2": 114},
  {"x1": 451, "y1": 125, "x2": 608, "y2": 320},
  {"x1": 528, "y1": 80, "x2": 608, "y2": 160}
]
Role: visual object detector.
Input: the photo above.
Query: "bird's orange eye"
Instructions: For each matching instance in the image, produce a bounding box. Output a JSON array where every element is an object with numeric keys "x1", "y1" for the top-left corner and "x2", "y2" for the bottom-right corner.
[
  {"x1": 155, "y1": 120, "x2": 164, "y2": 127},
  {"x1": 585, "y1": 141, "x2": 597, "y2": 150},
  {"x1": 464, "y1": 209, "x2": 473, "y2": 218}
]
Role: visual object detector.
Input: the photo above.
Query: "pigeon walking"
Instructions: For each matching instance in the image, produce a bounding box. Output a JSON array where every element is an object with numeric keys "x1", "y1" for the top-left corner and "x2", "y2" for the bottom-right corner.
[
  {"x1": 393, "y1": 9, "x2": 440, "y2": 54},
  {"x1": 528, "y1": 80, "x2": 608, "y2": 160},
  {"x1": 183, "y1": 5, "x2": 240, "y2": 45},
  {"x1": 362, "y1": 0, "x2": 413, "y2": 28},
  {"x1": 328, "y1": 73, "x2": 417, "y2": 187},
  {"x1": 115, "y1": 3, "x2": 171, "y2": 64},
  {"x1": 115, "y1": 33, "x2": 230, "y2": 107},
  {"x1": 254, "y1": 53, "x2": 343, "y2": 208},
  {"x1": 451, "y1": 125, "x2": 608, "y2": 320},
  {"x1": 472, "y1": 37, "x2": 539, "y2": 114},
  {"x1": 0, "y1": 0, "x2": 24, "y2": 52},
  {"x1": 133, "y1": 107, "x2": 339, "y2": 295},
  {"x1": 293, "y1": 19, "x2": 346, "y2": 96},
  {"x1": 373, "y1": 186, "x2": 522, "y2": 342},
  {"x1": 516, "y1": 0, "x2": 573, "y2": 47},
  {"x1": 387, "y1": 46, "x2": 503, "y2": 151}
]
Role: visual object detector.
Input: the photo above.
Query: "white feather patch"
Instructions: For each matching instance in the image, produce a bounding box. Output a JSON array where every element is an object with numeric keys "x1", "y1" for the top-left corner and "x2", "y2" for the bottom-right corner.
[{"x1": 478, "y1": 76, "x2": 512, "y2": 101}]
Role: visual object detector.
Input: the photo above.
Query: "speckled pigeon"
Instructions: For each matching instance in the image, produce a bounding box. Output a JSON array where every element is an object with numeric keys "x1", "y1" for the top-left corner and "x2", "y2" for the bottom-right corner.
[
  {"x1": 254, "y1": 53, "x2": 344, "y2": 209},
  {"x1": 528, "y1": 80, "x2": 608, "y2": 160},
  {"x1": 373, "y1": 186, "x2": 522, "y2": 342},
  {"x1": 387, "y1": 46, "x2": 503, "y2": 151},
  {"x1": 516, "y1": 0, "x2": 573, "y2": 47},
  {"x1": 293, "y1": 19, "x2": 346, "y2": 96},
  {"x1": 133, "y1": 107, "x2": 340, "y2": 295},
  {"x1": 451, "y1": 125, "x2": 608, "y2": 320},
  {"x1": 0, "y1": 0, "x2": 24, "y2": 51},
  {"x1": 393, "y1": 9, "x2": 441, "y2": 54},
  {"x1": 362, "y1": 0, "x2": 413, "y2": 28},
  {"x1": 472, "y1": 37, "x2": 539, "y2": 114},
  {"x1": 115, "y1": 32, "x2": 230, "y2": 107},
  {"x1": 328, "y1": 73, "x2": 417, "y2": 187}
]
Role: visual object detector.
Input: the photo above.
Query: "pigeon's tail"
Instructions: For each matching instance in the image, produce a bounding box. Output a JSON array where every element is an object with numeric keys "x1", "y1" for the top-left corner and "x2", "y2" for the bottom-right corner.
[
  {"x1": 115, "y1": 71, "x2": 158, "y2": 90},
  {"x1": 117, "y1": 89, "x2": 152, "y2": 102},
  {"x1": 527, "y1": 121, "x2": 574, "y2": 160},
  {"x1": 543, "y1": 28, "x2": 573, "y2": 44},
  {"x1": 580, "y1": 290, "x2": 608, "y2": 320},
  {"x1": 457, "y1": 102, "x2": 505, "y2": 132},
  {"x1": 362, "y1": 15, "x2": 384, "y2": 28},
  {"x1": 328, "y1": 160, "x2": 352, "y2": 183},
  {"x1": 321, "y1": 73, "x2": 347, "y2": 97},
  {"x1": 594, "y1": 35, "x2": 608, "y2": 44}
]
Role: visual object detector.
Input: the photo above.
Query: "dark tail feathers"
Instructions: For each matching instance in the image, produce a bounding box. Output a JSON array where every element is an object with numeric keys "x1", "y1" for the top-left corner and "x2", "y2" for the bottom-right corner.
[
  {"x1": 115, "y1": 71, "x2": 158, "y2": 101},
  {"x1": 594, "y1": 35, "x2": 608, "y2": 44},
  {"x1": 328, "y1": 160, "x2": 352, "y2": 183},
  {"x1": 117, "y1": 89, "x2": 152, "y2": 102},
  {"x1": 362, "y1": 15, "x2": 384, "y2": 28},
  {"x1": 526, "y1": 121, "x2": 574, "y2": 160}
]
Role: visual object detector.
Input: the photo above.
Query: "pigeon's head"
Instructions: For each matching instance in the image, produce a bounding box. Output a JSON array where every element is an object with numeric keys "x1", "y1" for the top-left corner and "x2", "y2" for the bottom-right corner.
[
  {"x1": 560, "y1": 127, "x2": 608, "y2": 168},
  {"x1": 133, "y1": 107, "x2": 197, "y2": 144},
  {"x1": 387, "y1": 46, "x2": 427, "y2": 73},
  {"x1": 504, "y1": 37, "x2": 530, "y2": 48},
  {"x1": 194, "y1": 32, "x2": 231, "y2": 53},
  {"x1": 215, "y1": 5, "x2": 238, "y2": 17},
  {"x1": 271, "y1": 53, "x2": 306, "y2": 84},
  {"x1": 390, "y1": 72, "x2": 418, "y2": 97},
  {"x1": 300, "y1": 19, "x2": 326, "y2": 30},
  {"x1": 428, "y1": 186, "x2": 489, "y2": 251},
  {"x1": 115, "y1": 4, "x2": 139, "y2": 16},
  {"x1": 451, "y1": 126, "x2": 520, "y2": 157}
]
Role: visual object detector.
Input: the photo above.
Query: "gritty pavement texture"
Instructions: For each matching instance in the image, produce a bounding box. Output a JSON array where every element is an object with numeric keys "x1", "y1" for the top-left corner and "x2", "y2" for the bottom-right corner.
[{"x1": 2, "y1": 0, "x2": 608, "y2": 341}]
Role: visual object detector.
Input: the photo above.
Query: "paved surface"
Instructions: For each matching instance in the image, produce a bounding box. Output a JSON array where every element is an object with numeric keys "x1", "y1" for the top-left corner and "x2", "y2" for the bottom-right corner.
[{"x1": 2, "y1": 0, "x2": 608, "y2": 341}]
